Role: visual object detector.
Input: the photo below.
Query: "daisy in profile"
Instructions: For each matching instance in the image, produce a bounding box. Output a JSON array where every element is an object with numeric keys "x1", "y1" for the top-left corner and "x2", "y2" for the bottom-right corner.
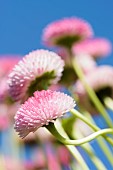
[
  {"x1": 42, "y1": 17, "x2": 93, "y2": 48},
  {"x1": 74, "y1": 66, "x2": 113, "y2": 114},
  {"x1": 8, "y1": 49, "x2": 64, "y2": 102},
  {"x1": 73, "y1": 38, "x2": 112, "y2": 59},
  {"x1": 0, "y1": 56, "x2": 20, "y2": 103},
  {"x1": 0, "y1": 77, "x2": 9, "y2": 102},
  {"x1": 14, "y1": 90, "x2": 75, "y2": 138}
]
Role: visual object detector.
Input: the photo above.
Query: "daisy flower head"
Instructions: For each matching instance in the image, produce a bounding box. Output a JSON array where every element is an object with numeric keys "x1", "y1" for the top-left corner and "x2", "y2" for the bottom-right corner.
[
  {"x1": 8, "y1": 49, "x2": 64, "y2": 102},
  {"x1": 0, "y1": 56, "x2": 20, "y2": 77},
  {"x1": 42, "y1": 17, "x2": 93, "y2": 48},
  {"x1": 0, "y1": 56, "x2": 20, "y2": 103},
  {"x1": 0, "y1": 77, "x2": 9, "y2": 102},
  {"x1": 75, "y1": 66, "x2": 113, "y2": 114},
  {"x1": 75, "y1": 54, "x2": 97, "y2": 74},
  {"x1": 73, "y1": 38, "x2": 112, "y2": 59},
  {"x1": 14, "y1": 90, "x2": 75, "y2": 138}
]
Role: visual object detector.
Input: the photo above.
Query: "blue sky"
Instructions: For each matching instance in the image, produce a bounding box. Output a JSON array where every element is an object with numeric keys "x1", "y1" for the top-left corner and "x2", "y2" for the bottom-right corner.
[{"x1": 0, "y1": 0, "x2": 113, "y2": 64}]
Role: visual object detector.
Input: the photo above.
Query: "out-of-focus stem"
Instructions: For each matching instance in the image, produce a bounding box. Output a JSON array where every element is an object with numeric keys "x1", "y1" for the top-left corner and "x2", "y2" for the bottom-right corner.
[
  {"x1": 69, "y1": 87, "x2": 113, "y2": 166},
  {"x1": 46, "y1": 122, "x2": 113, "y2": 146},
  {"x1": 72, "y1": 57, "x2": 113, "y2": 128},
  {"x1": 104, "y1": 97, "x2": 113, "y2": 111},
  {"x1": 70, "y1": 109, "x2": 113, "y2": 145},
  {"x1": 83, "y1": 110, "x2": 113, "y2": 166},
  {"x1": 55, "y1": 120, "x2": 90, "y2": 170},
  {"x1": 74, "y1": 130, "x2": 107, "y2": 170}
]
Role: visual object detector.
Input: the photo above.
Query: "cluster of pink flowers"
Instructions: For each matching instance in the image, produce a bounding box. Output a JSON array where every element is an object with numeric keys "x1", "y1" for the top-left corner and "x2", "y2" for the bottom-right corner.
[
  {"x1": 41, "y1": 17, "x2": 113, "y2": 116},
  {"x1": 6, "y1": 16, "x2": 112, "y2": 140},
  {"x1": 1, "y1": 16, "x2": 113, "y2": 170},
  {"x1": 8, "y1": 49, "x2": 64, "y2": 101}
]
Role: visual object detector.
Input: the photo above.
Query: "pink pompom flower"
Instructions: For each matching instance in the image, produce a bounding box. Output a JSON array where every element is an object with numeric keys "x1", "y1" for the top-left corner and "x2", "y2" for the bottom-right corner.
[
  {"x1": 0, "y1": 77, "x2": 9, "y2": 102},
  {"x1": 42, "y1": 17, "x2": 93, "y2": 48},
  {"x1": 0, "y1": 56, "x2": 20, "y2": 103},
  {"x1": 73, "y1": 38, "x2": 112, "y2": 58},
  {"x1": 74, "y1": 66, "x2": 113, "y2": 114},
  {"x1": 8, "y1": 49, "x2": 64, "y2": 101},
  {"x1": 0, "y1": 55, "x2": 20, "y2": 77},
  {"x1": 14, "y1": 90, "x2": 75, "y2": 138}
]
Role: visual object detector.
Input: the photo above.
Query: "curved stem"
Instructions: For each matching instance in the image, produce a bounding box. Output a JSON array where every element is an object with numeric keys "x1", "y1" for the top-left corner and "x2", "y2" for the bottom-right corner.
[
  {"x1": 46, "y1": 123, "x2": 113, "y2": 146},
  {"x1": 104, "y1": 97, "x2": 113, "y2": 111},
  {"x1": 69, "y1": 87, "x2": 113, "y2": 166},
  {"x1": 72, "y1": 57, "x2": 113, "y2": 128},
  {"x1": 70, "y1": 109, "x2": 113, "y2": 145},
  {"x1": 55, "y1": 120, "x2": 90, "y2": 170}
]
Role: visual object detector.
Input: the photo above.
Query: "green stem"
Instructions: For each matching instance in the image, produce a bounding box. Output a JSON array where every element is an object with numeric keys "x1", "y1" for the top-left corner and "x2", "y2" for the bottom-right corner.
[
  {"x1": 68, "y1": 87, "x2": 113, "y2": 166},
  {"x1": 74, "y1": 131, "x2": 107, "y2": 170},
  {"x1": 55, "y1": 120, "x2": 90, "y2": 170},
  {"x1": 0, "y1": 155, "x2": 5, "y2": 170},
  {"x1": 83, "y1": 110, "x2": 113, "y2": 166},
  {"x1": 104, "y1": 97, "x2": 113, "y2": 111},
  {"x1": 46, "y1": 123, "x2": 113, "y2": 146},
  {"x1": 70, "y1": 109, "x2": 113, "y2": 145},
  {"x1": 72, "y1": 57, "x2": 113, "y2": 128}
]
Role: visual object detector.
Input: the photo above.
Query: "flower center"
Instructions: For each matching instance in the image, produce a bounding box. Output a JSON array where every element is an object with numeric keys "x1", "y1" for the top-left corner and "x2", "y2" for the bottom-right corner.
[
  {"x1": 27, "y1": 71, "x2": 56, "y2": 96},
  {"x1": 96, "y1": 87, "x2": 112, "y2": 105},
  {"x1": 55, "y1": 35, "x2": 81, "y2": 48}
]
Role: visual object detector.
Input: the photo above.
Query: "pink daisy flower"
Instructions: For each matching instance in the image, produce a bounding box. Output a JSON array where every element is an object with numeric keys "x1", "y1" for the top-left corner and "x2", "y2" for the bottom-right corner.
[
  {"x1": 75, "y1": 54, "x2": 97, "y2": 74},
  {"x1": 0, "y1": 77, "x2": 9, "y2": 102},
  {"x1": 42, "y1": 17, "x2": 93, "y2": 48},
  {"x1": 0, "y1": 55, "x2": 20, "y2": 77},
  {"x1": 14, "y1": 90, "x2": 75, "y2": 138},
  {"x1": 8, "y1": 49, "x2": 64, "y2": 101},
  {"x1": 73, "y1": 38, "x2": 112, "y2": 58},
  {"x1": 75, "y1": 66, "x2": 113, "y2": 114},
  {"x1": 0, "y1": 56, "x2": 20, "y2": 103}
]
